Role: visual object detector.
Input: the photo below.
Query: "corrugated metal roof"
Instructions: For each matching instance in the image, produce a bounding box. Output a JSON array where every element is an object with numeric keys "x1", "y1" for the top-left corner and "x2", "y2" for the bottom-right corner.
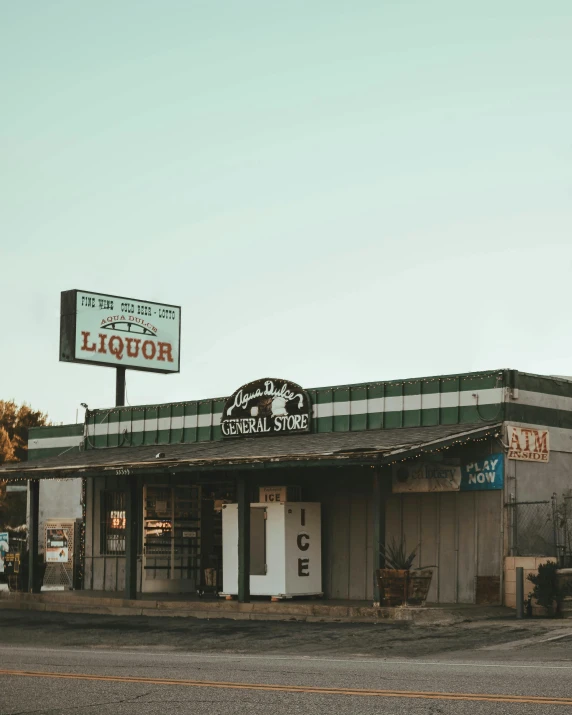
[{"x1": 2, "y1": 423, "x2": 502, "y2": 477}]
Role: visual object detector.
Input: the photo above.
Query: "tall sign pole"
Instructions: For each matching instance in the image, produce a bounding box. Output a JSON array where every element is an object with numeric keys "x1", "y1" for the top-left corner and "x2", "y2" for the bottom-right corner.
[
  {"x1": 115, "y1": 366, "x2": 126, "y2": 407},
  {"x1": 59, "y1": 289, "x2": 181, "y2": 601}
]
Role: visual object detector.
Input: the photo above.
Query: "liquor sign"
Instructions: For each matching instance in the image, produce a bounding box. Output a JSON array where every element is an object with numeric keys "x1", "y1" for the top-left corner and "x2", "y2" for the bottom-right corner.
[
  {"x1": 507, "y1": 426, "x2": 549, "y2": 463},
  {"x1": 45, "y1": 527, "x2": 70, "y2": 563},
  {"x1": 60, "y1": 290, "x2": 181, "y2": 373},
  {"x1": 221, "y1": 378, "x2": 311, "y2": 437}
]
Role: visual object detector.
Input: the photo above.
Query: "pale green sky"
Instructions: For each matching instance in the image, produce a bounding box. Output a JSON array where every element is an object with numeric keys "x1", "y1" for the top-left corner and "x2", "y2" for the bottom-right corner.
[{"x1": 1, "y1": 1, "x2": 571, "y2": 423}]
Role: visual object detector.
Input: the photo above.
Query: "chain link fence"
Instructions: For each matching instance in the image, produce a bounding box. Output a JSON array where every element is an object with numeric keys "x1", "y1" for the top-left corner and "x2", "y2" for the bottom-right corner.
[
  {"x1": 507, "y1": 498, "x2": 557, "y2": 557},
  {"x1": 507, "y1": 494, "x2": 572, "y2": 566}
]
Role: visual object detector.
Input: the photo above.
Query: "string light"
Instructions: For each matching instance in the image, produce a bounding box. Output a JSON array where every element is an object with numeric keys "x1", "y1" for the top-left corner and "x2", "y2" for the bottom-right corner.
[{"x1": 78, "y1": 478, "x2": 86, "y2": 587}]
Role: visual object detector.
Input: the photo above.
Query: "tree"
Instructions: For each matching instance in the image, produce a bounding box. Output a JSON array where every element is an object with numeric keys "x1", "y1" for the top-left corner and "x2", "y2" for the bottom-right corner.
[
  {"x1": 0, "y1": 400, "x2": 50, "y2": 464},
  {"x1": 0, "y1": 400, "x2": 50, "y2": 529},
  {"x1": 0, "y1": 426, "x2": 15, "y2": 464}
]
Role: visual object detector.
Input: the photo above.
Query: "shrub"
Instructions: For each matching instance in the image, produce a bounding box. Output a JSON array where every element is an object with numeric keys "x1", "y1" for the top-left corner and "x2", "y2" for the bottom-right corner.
[{"x1": 527, "y1": 561, "x2": 562, "y2": 615}]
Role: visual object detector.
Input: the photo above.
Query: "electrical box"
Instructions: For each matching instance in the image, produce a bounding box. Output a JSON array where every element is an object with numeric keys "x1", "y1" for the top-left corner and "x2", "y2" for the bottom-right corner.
[{"x1": 221, "y1": 502, "x2": 322, "y2": 599}]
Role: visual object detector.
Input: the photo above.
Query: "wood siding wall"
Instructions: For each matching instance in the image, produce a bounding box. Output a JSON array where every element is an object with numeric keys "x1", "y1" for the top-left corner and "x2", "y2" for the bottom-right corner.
[{"x1": 386, "y1": 491, "x2": 502, "y2": 603}]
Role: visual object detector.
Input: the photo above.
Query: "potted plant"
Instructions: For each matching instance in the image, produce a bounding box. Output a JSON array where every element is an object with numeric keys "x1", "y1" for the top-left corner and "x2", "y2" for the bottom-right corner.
[{"x1": 377, "y1": 538, "x2": 434, "y2": 607}]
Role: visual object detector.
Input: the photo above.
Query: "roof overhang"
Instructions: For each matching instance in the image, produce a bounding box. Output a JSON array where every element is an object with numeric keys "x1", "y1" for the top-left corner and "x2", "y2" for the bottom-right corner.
[{"x1": 0, "y1": 423, "x2": 502, "y2": 480}]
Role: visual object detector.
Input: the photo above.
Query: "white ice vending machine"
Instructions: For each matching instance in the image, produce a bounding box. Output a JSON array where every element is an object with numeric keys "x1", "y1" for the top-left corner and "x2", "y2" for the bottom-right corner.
[{"x1": 221, "y1": 502, "x2": 322, "y2": 599}]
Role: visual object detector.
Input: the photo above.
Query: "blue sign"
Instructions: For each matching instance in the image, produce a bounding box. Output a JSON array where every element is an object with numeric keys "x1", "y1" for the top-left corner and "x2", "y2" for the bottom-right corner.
[{"x1": 461, "y1": 453, "x2": 504, "y2": 491}]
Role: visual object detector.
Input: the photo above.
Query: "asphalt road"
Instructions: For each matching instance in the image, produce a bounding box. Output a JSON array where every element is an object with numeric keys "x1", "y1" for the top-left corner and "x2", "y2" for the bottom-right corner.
[{"x1": 1, "y1": 613, "x2": 572, "y2": 714}]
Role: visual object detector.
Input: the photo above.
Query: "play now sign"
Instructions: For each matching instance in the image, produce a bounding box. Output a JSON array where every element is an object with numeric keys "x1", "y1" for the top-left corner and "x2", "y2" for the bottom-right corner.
[{"x1": 460, "y1": 454, "x2": 504, "y2": 491}]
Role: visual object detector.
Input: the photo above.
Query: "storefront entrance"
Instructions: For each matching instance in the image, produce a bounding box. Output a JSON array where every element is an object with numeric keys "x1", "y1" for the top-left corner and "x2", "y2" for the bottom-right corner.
[{"x1": 142, "y1": 485, "x2": 201, "y2": 593}]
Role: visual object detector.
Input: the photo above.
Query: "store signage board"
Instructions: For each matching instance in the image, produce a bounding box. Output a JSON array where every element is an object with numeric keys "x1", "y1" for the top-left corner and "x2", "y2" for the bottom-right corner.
[
  {"x1": 60, "y1": 289, "x2": 181, "y2": 373},
  {"x1": 259, "y1": 486, "x2": 288, "y2": 503},
  {"x1": 460, "y1": 454, "x2": 504, "y2": 491},
  {"x1": 507, "y1": 426, "x2": 549, "y2": 462},
  {"x1": 45, "y1": 527, "x2": 70, "y2": 563},
  {"x1": 392, "y1": 462, "x2": 462, "y2": 493},
  {"x1": 221, "y1": 378, "x2": 311, "y2": 437},
  {"x1": 393, "y1": 454, "x2": 504, "y2": 493},
  {"x1": 3, "y1": 553, "x2": 19, "y2": 575},
  {"x1": 0, "y1": 533, "x2": 8, "y2": 574}
]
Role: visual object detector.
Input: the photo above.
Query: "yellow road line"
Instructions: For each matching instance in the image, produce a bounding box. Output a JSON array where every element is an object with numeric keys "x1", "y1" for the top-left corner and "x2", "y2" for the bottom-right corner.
[{"x1": 1, "y1": 669, "x2": 571, "y2": 706}]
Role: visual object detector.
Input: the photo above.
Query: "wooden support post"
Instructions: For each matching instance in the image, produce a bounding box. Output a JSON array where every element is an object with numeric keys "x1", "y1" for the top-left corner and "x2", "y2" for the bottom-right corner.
[
  {"x1": 237, "y1": 473, "x2": 250, "y2": 603},
  {"x1": 28, "y1": 479, "x2": 40, "y2": 593},
  {"x1": 125, "y1": 478, "x2": 139, "y2": 600},
  {"x1": 372, "y1": 468, "x2": 387, "y2": 605}
]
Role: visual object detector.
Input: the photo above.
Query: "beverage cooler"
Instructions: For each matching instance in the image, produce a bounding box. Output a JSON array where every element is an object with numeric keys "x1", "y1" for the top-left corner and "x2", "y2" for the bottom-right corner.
[{"x1": 221, "y1": 502, "x2": 322, "y2": 599}]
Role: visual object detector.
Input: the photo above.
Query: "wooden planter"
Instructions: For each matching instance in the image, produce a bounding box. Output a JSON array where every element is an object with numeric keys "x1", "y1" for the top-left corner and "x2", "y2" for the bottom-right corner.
[
  {"x1": 407, "y1": 569, "x2": 433, "y2": 605},
  {"x1": 377, "y1": 569, "x2": 433, "y2": 606},
  {"x1": 377, "y1": 569, "x2": 409, "y2": 606}
]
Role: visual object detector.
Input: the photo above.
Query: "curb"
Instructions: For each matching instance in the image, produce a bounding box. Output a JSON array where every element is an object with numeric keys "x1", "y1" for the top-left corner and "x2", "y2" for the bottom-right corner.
[{"x1": 0, "y1": 592, "x2": 513, "y2": 625}]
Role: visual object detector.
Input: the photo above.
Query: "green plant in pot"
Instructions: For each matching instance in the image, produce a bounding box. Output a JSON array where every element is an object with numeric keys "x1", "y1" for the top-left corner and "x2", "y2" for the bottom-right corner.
[{"x1": 377, "y1": 537, "x2": 434, "y2": 607}]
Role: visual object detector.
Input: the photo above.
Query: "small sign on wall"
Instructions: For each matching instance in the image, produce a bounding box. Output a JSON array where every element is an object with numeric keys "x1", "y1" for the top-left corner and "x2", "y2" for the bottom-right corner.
[
  {"x1": 392, "y1": 462, "x2": 462, "y2": 493},
  {"x1": 507, "y1": 426, "x2": 549, "y2": 462},
  {"x1": 259, "y1": 486, "x2": 288, "y2": 503},
  {"x1": 393, "y1": 454, "x2": 504, "y2": 493},
  {"x1": 0, "y1": 533, "x2": 8, "y2": 574},
  {"x1": 259, "y1": 486, "x2": 301, "y2": 503},
  {"x1": 461, "y1": 454, "x2": 504, "y2": 491},
  {"x1": 45, "y1": 527, "x2": 70, "y2": 563}
]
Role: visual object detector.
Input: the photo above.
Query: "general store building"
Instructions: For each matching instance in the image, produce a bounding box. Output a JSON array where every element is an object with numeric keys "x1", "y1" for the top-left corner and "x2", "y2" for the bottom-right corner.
[{"x1": 3, "y1": 368, "x2": 571, "y2": 608}]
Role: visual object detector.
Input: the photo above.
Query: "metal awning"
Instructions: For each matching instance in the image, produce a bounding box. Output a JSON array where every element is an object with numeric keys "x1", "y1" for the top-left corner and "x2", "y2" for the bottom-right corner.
[{"x1": 0, "y1": 423, "x2": 502, "y2": 479}]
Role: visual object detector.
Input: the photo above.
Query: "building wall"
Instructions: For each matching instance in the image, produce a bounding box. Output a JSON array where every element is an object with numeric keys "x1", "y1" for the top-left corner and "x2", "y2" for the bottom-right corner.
[
  {"x1": 83, "y1": 469, "x2": 378, "y2": 600},
  {"x1": 26, "y1": 370, "x2": 572, "y2": 458},
  {"x1": 83, "y1": 468, "x2": 503, "y2": 604},
  {"x1": 505, "y1": 448, "x2": 572, "y2": 503},
  {"x1": 319, "y1": 475, "x2": 374, "y2": 600},
  {"x1": 80, "y1": 370, "x2": 505, "y2": 448},
  {"x1": 386, "y1": 490, "x2": 503, "y2": 604},
  {"x1": 28, "y1": 423, "x2": 83, "y2": 461}
]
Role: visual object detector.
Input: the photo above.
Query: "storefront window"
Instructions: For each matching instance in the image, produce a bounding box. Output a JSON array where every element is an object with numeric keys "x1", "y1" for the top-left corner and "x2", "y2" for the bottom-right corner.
[{"x1": 101, "y1": 491, "x2": 126, "y2": 555}]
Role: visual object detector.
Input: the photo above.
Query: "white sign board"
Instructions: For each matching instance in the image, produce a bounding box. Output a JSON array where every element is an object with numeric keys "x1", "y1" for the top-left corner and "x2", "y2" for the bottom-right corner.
[
  {"x1": 259, "y1": 486, "x2": 288, "y2": 503},
  {"x1": 507, "y1": 426, "x2": 549, "y2": 462},
  {"x1": 60, "y1": 290, "x2": 181, "y2": 373},
  {"x1": 45, "y1": 527, "x2": 70, "y2": 563},
  {"x1": 392, "y1": 462, "x2": 462, "y2": 493}
]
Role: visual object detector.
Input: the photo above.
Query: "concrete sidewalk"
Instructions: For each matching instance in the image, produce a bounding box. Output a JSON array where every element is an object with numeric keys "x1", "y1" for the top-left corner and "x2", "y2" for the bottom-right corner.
[{"x1": 0, "y1": 589, "x2": 514, "y2": 625}]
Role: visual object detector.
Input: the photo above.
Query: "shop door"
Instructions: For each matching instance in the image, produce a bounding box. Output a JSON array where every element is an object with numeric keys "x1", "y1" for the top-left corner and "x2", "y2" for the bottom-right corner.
[{"x1": 142, "y1": 485, "x2": 201, "y2": 593}]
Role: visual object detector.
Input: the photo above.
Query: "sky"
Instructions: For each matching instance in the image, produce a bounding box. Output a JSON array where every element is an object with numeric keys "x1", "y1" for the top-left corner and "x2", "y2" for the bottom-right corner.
[{"x1": 1, "y1": 1, "x2": 571, "y2": 425}]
